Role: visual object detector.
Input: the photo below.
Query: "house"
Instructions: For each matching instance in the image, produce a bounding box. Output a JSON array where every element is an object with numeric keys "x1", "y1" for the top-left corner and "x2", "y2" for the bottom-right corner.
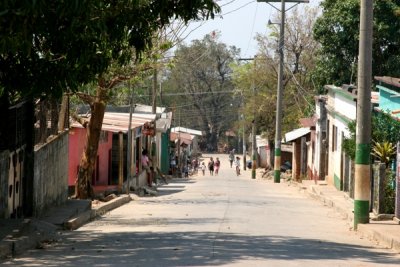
[
  {"x1": 171, "y1": 127, "x2": 203, "y2": 157},
  {"x1": 155, "y1": 112, "x2": 173, "y2": 174},
  {"x1": 322, "y1": 85, "x2": 357, "y2": 191},
  {"x1": 69, "y1": 112, "x2": 156, "y2": 193},
  {"x1": 375, "y1": 76, "x2": 400, "y2": 116},
  {"x1": 284, "y1": 127, "x2": 312, "y2": 181},
  {"x1": 256, "y1": 135, "x2": 271, "y2": 169}
]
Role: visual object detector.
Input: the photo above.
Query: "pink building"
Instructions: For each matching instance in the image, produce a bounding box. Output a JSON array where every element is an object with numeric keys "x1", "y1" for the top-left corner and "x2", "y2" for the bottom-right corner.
[
  {"x1": 68, "y1": 127, "x2": 113, "y2": 187},
  {"x1": 69, "y1": 112, "x2": 156, "y2": 193}
]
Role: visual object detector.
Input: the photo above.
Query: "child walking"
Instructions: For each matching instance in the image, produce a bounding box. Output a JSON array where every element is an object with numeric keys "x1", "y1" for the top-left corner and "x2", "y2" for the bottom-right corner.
[
  {"x1": 234, "y1": 156, "x2": 241, "y2": 176},
  {"x1": 201, "y1": 162, "x2": 206, "y2": 176}
]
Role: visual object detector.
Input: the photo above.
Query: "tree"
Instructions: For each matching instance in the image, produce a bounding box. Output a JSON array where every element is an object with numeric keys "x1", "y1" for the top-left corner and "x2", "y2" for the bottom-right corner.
[
  {"x1": 0, "y1": 1, "x2": 220, "y2": 102},
  {"x1": 313, "y1": 0, "x2": 400, "y2": 90},
  {"x1": 232, "y1": 6, "x2": 320, "y2": 141},
  {"x1": 164, "y1": 33, "x2": 240, "y2": 151},
  {"x1": 0, "y1": 1, "x2": 221, "y2": 199}
]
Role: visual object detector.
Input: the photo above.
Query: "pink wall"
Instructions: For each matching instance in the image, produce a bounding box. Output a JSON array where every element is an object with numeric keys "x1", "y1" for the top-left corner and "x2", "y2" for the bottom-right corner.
[{"x1": 68, "y1": 128, "x2": 113, "y2": 186}]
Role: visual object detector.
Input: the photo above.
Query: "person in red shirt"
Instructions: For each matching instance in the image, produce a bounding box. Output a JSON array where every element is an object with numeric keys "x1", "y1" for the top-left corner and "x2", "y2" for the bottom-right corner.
[
  {"x1": 142, "y1": 149, "x2": 152, "y2": 186},
  {"x1": 214, "y1": 157, "x2": 221, "y2": 175}
]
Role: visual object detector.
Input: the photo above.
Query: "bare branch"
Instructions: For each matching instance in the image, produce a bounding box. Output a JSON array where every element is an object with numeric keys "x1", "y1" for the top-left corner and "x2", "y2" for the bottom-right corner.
[
  {"x1": 71, "y1": 112, "x2": 89, "y2": 128},
  {"x1": 76, "y1": 92, "x2": 95, "y2": 105}
]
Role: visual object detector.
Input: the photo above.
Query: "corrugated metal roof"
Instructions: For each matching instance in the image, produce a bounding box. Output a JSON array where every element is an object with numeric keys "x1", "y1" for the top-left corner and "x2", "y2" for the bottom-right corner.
[
  {"x1": 375, "y1": 76, "x2": 400, "y2": 88},
  {"x1": 170, "y1": 132, "x2": 193, "y2": 145},
  {"x1": 171, "y1": 127, "x2": 203, "y2": 136},
  {"x1": 71, "y1": 112, "x2": 155, "y2": 133},
  {"x1": 284, "y1": 127, "x2": 311, "y2": 142}
]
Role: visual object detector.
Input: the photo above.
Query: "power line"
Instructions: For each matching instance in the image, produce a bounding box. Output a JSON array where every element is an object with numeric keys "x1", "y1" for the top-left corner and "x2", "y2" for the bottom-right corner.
[
  {"x1": 222, "y1": 0, "x2": 255, "y2": 17},
  {"x1": 244, "y1": 2, "x2": 259, "y2": 56},
  {"x1": 136, "y1": 90, "x2": 236, "y2": 97}
]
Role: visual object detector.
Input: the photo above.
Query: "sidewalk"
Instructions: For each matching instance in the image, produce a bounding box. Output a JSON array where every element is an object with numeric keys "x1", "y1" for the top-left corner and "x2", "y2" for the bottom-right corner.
[
  {"x1": 0, "y1": 195, "x2": 131, "y2": 260},
  {"x1": 294, "y1": 179, "x2": 400, "y2": 253}
]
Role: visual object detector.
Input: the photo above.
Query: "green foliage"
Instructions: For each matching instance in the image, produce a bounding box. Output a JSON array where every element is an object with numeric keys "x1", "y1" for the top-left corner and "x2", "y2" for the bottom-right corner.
[
  {"x1": 371, "y1": 141, "x2": 396, "y2": 166},
  {"x1": 0, "y1": 0, "x2": 220, "y2": 102},
  {"x1": 313, "y1": 0, "x2": 400, "y2": 89},
  {"x1": 232, "y1": 6, "x2": 320, "y2": 141},
  {"x1": 342, "y1": 120, "x2": 356, "y2": 160},
  {"x1": 343, "y1": 111, "x2": 400, "y2": 160},
  {"x1": 372, "y1": 110, "x2": 400, "y2": 143},
  {"x1": 383, "y1": 169, "x2": 396, "y2": 214}
]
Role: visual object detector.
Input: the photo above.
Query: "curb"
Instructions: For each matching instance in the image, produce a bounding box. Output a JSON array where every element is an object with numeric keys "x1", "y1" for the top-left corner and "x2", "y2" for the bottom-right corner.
[
  {"x1": 0, "y1": 219, "x2": 57, "y2": 260},
  {"x1": 293, "y1": 181, "x2": 400, "y2": 254},
  {"x1": 1, "y1": 195, "x2": 131, "y2": 260},
  {"x1": 65, "y1": 195, "x2": 131, "y2": 230},
  {"x1": 357, "y1": 224, "x2": 400, "y2": 253}
]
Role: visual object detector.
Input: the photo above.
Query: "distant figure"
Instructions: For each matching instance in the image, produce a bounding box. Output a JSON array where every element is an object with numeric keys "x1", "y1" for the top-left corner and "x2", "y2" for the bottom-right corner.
[
  {"x1": 229, "y1": 150, "x2": 235, "y2": 168},
  {"x1": 142, "y1": 149, "x2": 152, "y2": 186},
  {"x1": 234, "y1": 156, "x2": 241, "y2": 176},
  {"x1": 170, "y1": 155, "x2": 176, "y2": 175},
  {"x1": 208, "y1": 157, "x2": 214, "y2": 176},
  {"x1": 201, "y1": 162, "x2": 206, "y2": 176},
  {"x1": 214, "y1": 157, "x2": 221, "y2": 175}
]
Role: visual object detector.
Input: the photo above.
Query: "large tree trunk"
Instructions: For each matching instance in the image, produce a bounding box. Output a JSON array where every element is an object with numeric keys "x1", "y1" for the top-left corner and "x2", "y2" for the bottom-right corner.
[{"x1": 76, "y1": 86, "x2": 108, "y2": 199}]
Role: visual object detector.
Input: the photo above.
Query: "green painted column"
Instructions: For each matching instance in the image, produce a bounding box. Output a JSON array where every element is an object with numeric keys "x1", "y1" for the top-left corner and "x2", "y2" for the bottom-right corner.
[
  {"x1": 354, "y1": 0, "x2": 373, "y2": 230},
  {"x1": 160, "y1": 132, "x2": 170, "y2": 174},
  {"x1": 354, "y1": 144, "x2": 371, "y2": 227},
  {"x1": 274, "y1": 148, "x2": 281, "y2": 183}
]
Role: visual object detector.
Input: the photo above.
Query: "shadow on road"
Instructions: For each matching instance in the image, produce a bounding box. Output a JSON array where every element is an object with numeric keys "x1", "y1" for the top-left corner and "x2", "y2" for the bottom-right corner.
[{"x1": 5, "y1": 231, "x2": 399, "y2": 266}]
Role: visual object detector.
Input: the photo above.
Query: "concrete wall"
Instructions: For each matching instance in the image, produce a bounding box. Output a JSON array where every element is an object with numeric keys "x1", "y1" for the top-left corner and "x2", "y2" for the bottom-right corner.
[
  {"x1": 33, "y1": 131, "x2": 69, "y2": 217},
  {"x1": 0, "y1": 151, "x2": 10, "y2": 218}
]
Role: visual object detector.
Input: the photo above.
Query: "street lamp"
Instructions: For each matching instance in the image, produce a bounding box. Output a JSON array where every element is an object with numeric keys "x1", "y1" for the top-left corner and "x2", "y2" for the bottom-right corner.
[{"x1": 257, "y1": 0, "x2": 309, "y2": 183}]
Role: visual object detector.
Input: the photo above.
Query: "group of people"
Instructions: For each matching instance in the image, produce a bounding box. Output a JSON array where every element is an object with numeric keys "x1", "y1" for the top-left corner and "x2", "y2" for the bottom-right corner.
[{"x1": 197, "y1": 150, "x2": 241, "y2": 177}]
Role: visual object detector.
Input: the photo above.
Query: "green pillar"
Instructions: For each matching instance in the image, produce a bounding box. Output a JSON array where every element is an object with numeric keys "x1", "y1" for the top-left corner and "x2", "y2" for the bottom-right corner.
[
  {"x1": 354, "y1": 0, "x2": 373, "y2": 230},
  {"x1": 274, "y1": 148, "x2": 281, "y2": 183}
]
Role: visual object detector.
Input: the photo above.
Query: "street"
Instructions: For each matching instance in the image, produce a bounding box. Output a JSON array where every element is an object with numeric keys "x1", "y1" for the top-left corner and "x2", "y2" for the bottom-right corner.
[{"x1": 2, "y1": 153, "x2": 400, "y2": 267}]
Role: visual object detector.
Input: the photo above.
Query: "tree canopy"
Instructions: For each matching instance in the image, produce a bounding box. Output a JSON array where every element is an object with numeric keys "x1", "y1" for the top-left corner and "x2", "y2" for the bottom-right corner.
[
  {"x1": 0, "y1": 0, "x2": 220, "y2": 102},
  {"x1": 232, "y1": 6, "x2": 319, "y2": 141},
  {"x1": 313, "y1": 0, "x2": 400, "y2": 90},
  {"x1": 163, "y1": 33, "x2": 240, "y2": 151}
]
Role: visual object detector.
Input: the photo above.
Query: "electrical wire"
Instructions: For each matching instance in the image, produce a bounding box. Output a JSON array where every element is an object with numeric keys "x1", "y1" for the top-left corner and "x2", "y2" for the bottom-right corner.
[
  {"x1": 244, "y1": 1, "x2": 258, "y2": 57},
  {"x1": 221, "y1": 0, "x2": 255, "y2": 17}
]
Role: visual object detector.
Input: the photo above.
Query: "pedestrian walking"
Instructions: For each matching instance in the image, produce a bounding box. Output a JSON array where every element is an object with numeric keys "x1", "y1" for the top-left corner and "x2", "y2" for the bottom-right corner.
[
  {"x1": 234, "y1": 156, "x2": 241, "y2": 176},
  {"x1": 201, "y1": 162, "x2": 206, "y2": 176},
  {"x1": 229, "y1": 150, "x2": 235, "y2": 168},
  {"x1": 214, "y1": 157, "x2": 221, "y2": 175},
  {"x1": 208, "y1": 157, "x2": 214, "y2": 176},
  {"x1": 142, "y1": 149, "x2": 153, "y2": 186}
]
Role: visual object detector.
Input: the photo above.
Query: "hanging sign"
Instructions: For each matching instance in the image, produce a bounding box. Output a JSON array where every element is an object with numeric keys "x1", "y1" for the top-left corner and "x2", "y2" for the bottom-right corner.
[{"x1": 143, "y1": 122, "x2": 155, "y2": 136}]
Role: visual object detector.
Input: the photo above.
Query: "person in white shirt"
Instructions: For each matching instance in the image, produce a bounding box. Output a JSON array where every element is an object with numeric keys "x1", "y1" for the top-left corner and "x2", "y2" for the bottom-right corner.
[{"x1": 234, "y1": 156, "x2": 241, "y2": 176}]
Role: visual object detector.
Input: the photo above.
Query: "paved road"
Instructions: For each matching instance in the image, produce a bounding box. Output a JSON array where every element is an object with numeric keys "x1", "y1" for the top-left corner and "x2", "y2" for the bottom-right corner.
[{"x1": 3, "y1": 154, "x2": 400, "y2": 266}]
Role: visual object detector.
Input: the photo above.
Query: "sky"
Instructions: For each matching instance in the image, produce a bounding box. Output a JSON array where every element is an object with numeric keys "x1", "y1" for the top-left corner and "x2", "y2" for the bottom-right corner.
[{"x1": 181, "y1": 0, "x2": 322, "y2": 58}]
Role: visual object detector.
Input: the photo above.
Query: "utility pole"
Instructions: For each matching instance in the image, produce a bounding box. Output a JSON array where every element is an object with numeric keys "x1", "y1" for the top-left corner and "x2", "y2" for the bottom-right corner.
[
  {"x1": 252, "y1": 60, "x2": 257, "y2": 179},
  {"x1": 242, "y1": 113, "x2": 247, "y2": 170},
  {"x1": 238, "y1": 57, "x2": 257, "y2": 172},
  {"x1": 152, "y1": 68, "x2": 157, "y2": 114},
  {"x1": 354, "y1": 0, "x2": 373, "y2": 229},
  {"x1": 257, "y1": 0, "x2": 309, "y2": 183},
  {"x1": 127, "y1": 80, "x2": 135, "y2": 194}
]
